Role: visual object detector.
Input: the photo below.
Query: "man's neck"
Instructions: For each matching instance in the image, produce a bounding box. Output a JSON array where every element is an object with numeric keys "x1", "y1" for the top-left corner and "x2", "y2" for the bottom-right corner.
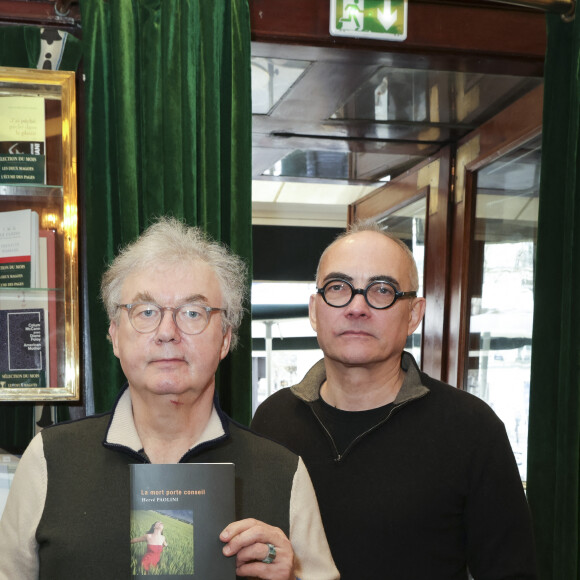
[
  {"x1": 130, "y1": 386, "x2": 215, "y2": 464},
  {"x1": 321, "y1": 357, "x2": 405, "y2": 411}
]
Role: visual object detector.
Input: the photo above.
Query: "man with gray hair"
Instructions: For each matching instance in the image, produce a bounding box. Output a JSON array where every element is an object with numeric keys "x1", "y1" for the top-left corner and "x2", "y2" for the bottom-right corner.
[
  {"x1": 252, "y1": 221, "x2": 537, "y2": 579},
  {"x1": 0, "y1": 216, "x2": 338, "y2": 580}
]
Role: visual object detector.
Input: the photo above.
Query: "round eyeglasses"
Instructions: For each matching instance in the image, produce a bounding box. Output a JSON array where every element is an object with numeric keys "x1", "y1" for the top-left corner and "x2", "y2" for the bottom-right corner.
[
  {"x1": 117, "y1": 302, "x2": 226, "y2": 335},
  {"x1": 316, "y1": 279, "x2": 417, "y2": 310}
]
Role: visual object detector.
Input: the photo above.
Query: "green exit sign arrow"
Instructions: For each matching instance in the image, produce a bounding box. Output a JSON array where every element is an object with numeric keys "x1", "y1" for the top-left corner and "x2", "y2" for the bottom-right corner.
[{"x1": 330, "y1": 0, "x2": 408, "y2": 41}]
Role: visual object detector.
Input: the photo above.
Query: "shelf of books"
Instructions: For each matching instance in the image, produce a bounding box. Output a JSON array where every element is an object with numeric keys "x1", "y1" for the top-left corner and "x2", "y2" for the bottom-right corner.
[{"x1": 0, "y1": 67, "x2": 79, "y2": 401}]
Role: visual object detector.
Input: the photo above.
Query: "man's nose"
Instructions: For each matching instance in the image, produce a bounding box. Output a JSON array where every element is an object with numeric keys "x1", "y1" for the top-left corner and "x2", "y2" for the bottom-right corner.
[
  {"x1": 345, "y1": 291, "x2": 370, "y2": 314},
  {"x1": 155, "y1": 309, "x2": 181, "y2": 340}
]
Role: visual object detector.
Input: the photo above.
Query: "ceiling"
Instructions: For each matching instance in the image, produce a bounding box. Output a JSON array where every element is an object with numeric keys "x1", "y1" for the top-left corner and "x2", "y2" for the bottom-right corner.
[{"x1": 250, "y1": 42, "x2": 542, "y2": 228}]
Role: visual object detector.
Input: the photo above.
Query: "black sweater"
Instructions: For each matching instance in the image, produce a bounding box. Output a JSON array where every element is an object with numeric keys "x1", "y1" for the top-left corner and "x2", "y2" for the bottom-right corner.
[{"x1": 252, "y1": 352, "x2": 538, "y2": 580}]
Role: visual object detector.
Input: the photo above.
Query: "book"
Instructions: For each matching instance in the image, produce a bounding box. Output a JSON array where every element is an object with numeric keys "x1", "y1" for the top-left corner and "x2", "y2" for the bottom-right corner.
[
  {"x1": 0, "y1": 96, "x2": 46, "y2": 185},
  {"x1": 130, "y1": 462, "x2": 236, "y2": 579},
  {"x1": 0, "y1": 305, "x2": 47, "y2": 388},
  {"x1": 0, "y1": 209, "x2": 39, "y2": 288}
]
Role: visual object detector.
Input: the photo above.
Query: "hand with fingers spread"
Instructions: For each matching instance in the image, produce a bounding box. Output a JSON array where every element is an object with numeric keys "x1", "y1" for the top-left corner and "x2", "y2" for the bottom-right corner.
[{"x1": 220, "y1": 518, "x2": 295, "y2": 580}]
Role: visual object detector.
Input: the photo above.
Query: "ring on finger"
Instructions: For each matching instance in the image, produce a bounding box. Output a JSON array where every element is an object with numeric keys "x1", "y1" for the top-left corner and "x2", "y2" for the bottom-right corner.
[{"x1": 261, "y1": 543, "x2": 276, "y2": 564}]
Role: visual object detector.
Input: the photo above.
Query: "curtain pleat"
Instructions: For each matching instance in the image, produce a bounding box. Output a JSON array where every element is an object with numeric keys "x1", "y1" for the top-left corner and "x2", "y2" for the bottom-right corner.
[
  {"x1": 80, "y1": 0, "x2": 253, "y2": 422},
  {"x1": 0, "y1": 26, "x2": 40, "y2": 68},
  {"x1": 527, "y1": 12, "x2": 580, "y2": 580}
]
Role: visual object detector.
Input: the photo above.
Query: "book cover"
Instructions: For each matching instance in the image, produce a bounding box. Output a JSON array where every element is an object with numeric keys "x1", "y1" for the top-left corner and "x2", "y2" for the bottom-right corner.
[
  {"x1": 0, "y1": 306, "x2": 47, "y2": 388},
  {"x1": 0, "y1": 209, "x2": 39, "y2": 288},
  {"x1": 0, "y1": 96, "x2": 46, "y2": 185},
  {"x1": 130, "y1": 462, "x2": 236, "y2": 579}
]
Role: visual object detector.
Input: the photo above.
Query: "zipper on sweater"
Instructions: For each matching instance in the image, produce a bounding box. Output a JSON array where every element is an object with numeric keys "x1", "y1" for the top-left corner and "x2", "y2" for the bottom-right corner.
[
  {"x1": 309, "y1": 397, "x2": 420, "y2": 463},
  {"x1": 338, "y1": 401, "x2": 408, "y2": 462},
  {"x1": 310, "y1": 408, "x2": 343, "y2": 460}
]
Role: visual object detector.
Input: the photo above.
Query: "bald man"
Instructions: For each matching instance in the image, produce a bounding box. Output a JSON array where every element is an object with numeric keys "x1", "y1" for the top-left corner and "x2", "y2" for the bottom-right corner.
[{"x1": 252, "y1": 221, "x2": 538, "y2": 580}]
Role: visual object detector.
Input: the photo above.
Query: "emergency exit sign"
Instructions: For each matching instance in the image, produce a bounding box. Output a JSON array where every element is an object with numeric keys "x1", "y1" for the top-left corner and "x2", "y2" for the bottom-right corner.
[{"x1": 330, "y1": 0, "x2": 407, "y2": 41}]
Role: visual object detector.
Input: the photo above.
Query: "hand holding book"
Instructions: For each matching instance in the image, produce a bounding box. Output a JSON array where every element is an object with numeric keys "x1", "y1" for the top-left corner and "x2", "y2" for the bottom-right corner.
[{"x1": 221, "y1": 518, "x2": 295, "y2": 580}]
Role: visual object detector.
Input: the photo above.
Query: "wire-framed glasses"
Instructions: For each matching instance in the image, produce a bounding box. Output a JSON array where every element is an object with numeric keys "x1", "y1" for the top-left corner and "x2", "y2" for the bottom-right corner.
[
  {"x1": 117, "y1": 302, "x2": 225, "y2": 335},
  {"x1": 316, "y1": 279, "x2": 417, "y2": 310}
]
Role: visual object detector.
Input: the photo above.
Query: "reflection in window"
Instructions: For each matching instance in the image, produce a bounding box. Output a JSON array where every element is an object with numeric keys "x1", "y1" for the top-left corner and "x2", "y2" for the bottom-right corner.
[
  {"x1": 466, "y1": 135, "x2": 541, "y2": 482},
  {"x1": 377, "y1": 196, "x2": 426, "y2": 364},
  {"x1": 261, "y1": 148, "x2": 423, "y2": 183},
  {"x1": 251, "y1": 57, "x2": 310, "y2": 115},
  {"x1": 333, "y1": 67, "x2": 541, "y2": 126}
]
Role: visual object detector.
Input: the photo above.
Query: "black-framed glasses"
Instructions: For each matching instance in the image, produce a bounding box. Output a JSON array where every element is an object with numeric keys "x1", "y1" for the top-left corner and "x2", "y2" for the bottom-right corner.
[
  {"x1": 117, "y1": 302, "x2": 225, "y2": 335},
  {"x1": 316, "y1": 279, "x2": 417, "y2": 310}
]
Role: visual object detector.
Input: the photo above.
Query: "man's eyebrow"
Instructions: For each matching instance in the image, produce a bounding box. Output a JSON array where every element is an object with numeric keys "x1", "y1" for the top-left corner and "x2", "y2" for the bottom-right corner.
[
  {"x1": 129, "y1": 292, "x2": 209, "y2": 305},
  {"x1": 368, "y1": 275, "x2": 400, "y2": 288},
  {"x1": 322, "y1": 272, "x2": 353, "y2": 284},
  {"x1": 321, "y1": 272, "x2": 401, "y2": 288},
  {"x1": 131, "y1": 291, "x2": 156, "y2": 304}
]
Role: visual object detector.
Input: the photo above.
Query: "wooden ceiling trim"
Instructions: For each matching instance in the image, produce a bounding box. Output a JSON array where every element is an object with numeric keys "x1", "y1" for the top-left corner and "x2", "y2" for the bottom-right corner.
[
  {"x1": 250, "y1": 0, "x2": 546, "y2": 62},
  {"x1": 0, "y1": 0, "x2": 80, "y2": 28}
]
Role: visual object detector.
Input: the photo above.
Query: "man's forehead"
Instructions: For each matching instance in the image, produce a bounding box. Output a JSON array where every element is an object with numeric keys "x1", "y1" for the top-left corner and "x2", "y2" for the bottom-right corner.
[
  {"x1": 320, "y1": 232, "x2": 409, "y2": 275},
  {"x1": 121, "y1": 260, "x2": 221, "y2": 300}
]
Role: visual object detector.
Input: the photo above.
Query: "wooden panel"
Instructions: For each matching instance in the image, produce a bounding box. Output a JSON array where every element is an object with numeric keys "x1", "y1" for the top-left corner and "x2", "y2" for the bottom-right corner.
[
  {"x1": 0, "y1": 0, "x2": 80, "y2": 27},
  {"x1": 465, "y1": 84, "x2": 544, "y2": 170},
  {"x1": 446, "y1": 165, "x2": 477, "y2": 387},
  {"x1": 250, "y1": 0, "x2": 546, "y2": 68},
  {"x1": 421, "y1": 147, "x2": 452, "y2": 380},
  {"x1": 351, "y1": 155, "x2": 438, "y2": 221}
]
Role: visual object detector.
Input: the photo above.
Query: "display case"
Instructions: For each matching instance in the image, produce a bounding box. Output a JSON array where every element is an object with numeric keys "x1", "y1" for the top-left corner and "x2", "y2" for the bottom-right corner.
[{"x1": 0, "y1": 66, "x2": 79, "y2": 401}]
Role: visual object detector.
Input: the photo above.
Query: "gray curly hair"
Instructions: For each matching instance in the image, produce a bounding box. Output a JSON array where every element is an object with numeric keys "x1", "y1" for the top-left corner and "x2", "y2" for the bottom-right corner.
[{"x1": 101, "y1": 217, "x2": 248, "y2": 349}]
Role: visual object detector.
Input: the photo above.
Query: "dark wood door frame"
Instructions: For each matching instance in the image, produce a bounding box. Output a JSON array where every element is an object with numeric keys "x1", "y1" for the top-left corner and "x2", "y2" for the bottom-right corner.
[{"x1": 447, "y1": 83, "x2": 543, "y2": 388}]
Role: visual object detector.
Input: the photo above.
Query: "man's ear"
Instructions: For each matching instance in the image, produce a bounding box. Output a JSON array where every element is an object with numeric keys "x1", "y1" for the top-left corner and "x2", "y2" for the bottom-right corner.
[
  {"x1": 309, "y1": 293, "x2": 318, "y2": 332},
  {"x1": 407, "y1": 297, "x2": 426, "y2": 336},
  {"x1": 219, "y1": 327, "x2": 232, "y2": 361},
  {"x1": 109, "y1": 321, "x2": 120, "y2": 359}
]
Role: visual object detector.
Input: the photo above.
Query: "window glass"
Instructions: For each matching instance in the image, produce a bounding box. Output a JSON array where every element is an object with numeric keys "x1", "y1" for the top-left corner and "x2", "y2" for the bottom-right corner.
[
  {"x1": 251, "y1": 282, "x2": 321, "y2": 413},
  {"x1": 466, "y1": 135, "x2": 541, "y2": 482}
]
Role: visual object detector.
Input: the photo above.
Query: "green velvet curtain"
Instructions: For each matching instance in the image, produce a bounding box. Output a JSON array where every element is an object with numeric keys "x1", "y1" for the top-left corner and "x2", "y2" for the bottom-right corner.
[
  {"x1": 0, "y1": 26, "x2": 40, "y2": 67},
  {"x1": 527, "y1": 11, "x2": 580, "y2": 580},
  {"x1": 80, "y1": 0, "x2": 253, "y2": 423}
]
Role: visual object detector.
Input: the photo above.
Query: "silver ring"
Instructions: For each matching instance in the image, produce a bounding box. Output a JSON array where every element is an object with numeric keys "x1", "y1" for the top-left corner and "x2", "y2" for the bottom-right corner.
[{"x1": 261, "y1": 543, "x2": 276, "y2": 564}]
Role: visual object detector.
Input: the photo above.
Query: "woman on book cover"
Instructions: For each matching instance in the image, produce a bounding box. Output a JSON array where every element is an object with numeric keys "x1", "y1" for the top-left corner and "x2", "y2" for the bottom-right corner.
[{"x1": 131, "y1": 521, "x2": 168, "y2": 573}]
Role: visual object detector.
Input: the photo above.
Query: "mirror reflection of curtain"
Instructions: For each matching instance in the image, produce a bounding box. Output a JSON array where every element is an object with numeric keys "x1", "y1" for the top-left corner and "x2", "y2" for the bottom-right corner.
[
  {"x1": 80, "y1": 0, "x2": 253, "y2": 423},
  {"x1": 527, "y1": 11, "x2": 580, "y2": 580}
]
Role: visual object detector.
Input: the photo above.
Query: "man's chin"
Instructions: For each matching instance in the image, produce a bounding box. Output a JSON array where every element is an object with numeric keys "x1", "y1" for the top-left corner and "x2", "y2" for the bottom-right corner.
[{"x1": 328, "y1": 352, "x2": 382, "y2": 367}]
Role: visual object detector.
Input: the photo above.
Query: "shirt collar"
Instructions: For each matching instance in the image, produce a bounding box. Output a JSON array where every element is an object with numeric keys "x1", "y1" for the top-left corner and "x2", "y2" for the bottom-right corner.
[{"x1": 105, "y1": 387, "x2": 226, "y2": 454}]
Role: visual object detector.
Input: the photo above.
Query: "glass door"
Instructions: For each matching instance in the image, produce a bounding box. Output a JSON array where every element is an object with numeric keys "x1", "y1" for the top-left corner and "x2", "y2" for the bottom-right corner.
[{"x1": 465, "y1": 135, "x2": 540, "y2": 481}]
